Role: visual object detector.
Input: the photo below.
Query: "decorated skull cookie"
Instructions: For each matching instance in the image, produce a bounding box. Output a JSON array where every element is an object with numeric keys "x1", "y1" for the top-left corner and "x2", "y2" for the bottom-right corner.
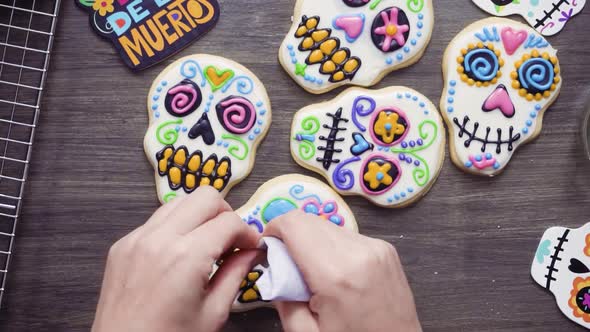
[
  {"x1": 144, "y1": 55, "x2": 271, "y2": 203},
  {"x1": 278, "y1": 0, "x2": 434, "y2": 94},
  {"x1": 291, "y1": 87, "x2": 445, "y2": 208},
  {"x1": 472, "y1": 0, "x2": 586, "y2": 36},
  {"x1": 531, "y1": 223, "x2": 590, "y2": 329},
  {"x1": 441, "y1": 18, "x2": 561, "y2": 176},
  {"x1": 210, "y1": 174, "x2": 358, "y2": 311}
]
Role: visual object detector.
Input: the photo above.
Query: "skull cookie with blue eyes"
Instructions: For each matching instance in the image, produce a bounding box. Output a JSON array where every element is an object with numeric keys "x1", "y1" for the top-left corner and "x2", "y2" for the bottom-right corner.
[
  {"x1": 531, "y1": 223, "x2": 590, "y2": 329},
  {"x1": 278, "y1": 0, "x2": 434, "y2": 94},
  {"x1": 441, "y1": 18, "x2": 562, "y2": 177},
  {"x1": 290, "y1": 87, "x2": 445, "y2": 208},
  {"x1": 472, "y1": 0, "x2": 586, "y2": 36},
  {"x1": 144, "y1": 54, "x2": 272, "y2": 203}
]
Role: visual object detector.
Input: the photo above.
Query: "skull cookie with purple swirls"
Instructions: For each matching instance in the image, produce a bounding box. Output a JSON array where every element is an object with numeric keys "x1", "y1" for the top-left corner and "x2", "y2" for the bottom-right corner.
[{"x1": 440, "y1": 18, "x2": 562, "y2": 176}]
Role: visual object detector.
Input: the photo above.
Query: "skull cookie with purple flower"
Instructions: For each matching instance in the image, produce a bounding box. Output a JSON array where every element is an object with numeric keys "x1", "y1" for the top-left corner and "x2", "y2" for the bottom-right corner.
[
  {"x1": 290, "y1": 87, "x2": 445, "y2": 208},
  {"x1": 440, "y1": 18, "x2": 562, "y2": 177},
  {"x1": 278, "y1": 0, "x2": 434, "y2": 94}
]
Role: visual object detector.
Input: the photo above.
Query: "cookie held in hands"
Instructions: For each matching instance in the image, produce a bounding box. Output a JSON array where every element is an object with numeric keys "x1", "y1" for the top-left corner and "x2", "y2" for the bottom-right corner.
[
  {"x1": 144, "y1": 54, "x2": 271, "y2": 203},
  {"x1": 440, "y1": 18, "x2": 561, "y2": 176},
  {"x1": 218, "y1": 174, "x2": 358, "y2": 311},
  {"x1": 278, "y1": 0, "x2": 434, "y2": 94},
  {"x1": 291, "y1": 87, "x2": 445, "y2": 208}
]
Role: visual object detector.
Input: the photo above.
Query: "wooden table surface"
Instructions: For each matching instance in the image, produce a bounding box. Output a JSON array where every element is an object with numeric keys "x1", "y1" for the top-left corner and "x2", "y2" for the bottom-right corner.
[{"x1": 1, "y1": 1, "x2": 590, "y2": 331}]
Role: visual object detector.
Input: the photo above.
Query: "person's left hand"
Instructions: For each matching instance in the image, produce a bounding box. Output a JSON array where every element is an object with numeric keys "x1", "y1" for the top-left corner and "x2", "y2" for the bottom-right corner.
[{"x1": 92, "y1": 186, "x2": 262, "y2": 332}]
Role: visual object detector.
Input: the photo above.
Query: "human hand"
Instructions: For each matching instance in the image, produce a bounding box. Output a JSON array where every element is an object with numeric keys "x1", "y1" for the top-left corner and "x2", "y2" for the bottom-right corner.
[
  {"x1": 92, "y1": 186, "x2": 262, "y2": 332},
  {"x1": 265, "y1": 210, "x2": 422, "y2": 332}
]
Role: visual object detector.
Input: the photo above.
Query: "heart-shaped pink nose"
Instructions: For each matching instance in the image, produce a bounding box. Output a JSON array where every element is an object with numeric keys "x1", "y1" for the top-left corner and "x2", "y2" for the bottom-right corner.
[{"x1": 482, "y1": 84, "x2": 515, "y2": 118}]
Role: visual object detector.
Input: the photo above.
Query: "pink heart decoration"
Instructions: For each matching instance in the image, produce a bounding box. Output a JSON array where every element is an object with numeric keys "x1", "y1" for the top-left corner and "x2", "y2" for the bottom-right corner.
[
  {"x1": 333, "y1": 14, "x2": 365, "y2": 43},
  {"x1": 501, "y1": 27, "x2": 528, "y2": 56}
]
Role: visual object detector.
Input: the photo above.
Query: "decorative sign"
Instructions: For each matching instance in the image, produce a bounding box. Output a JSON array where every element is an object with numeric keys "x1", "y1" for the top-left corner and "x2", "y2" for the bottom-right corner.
[{"x1": 76, "y1": 0, "x2": 220, "y2": 71}]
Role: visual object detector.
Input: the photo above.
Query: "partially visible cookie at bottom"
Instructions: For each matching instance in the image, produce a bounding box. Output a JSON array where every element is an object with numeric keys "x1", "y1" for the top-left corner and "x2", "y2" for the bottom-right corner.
[
  {"x1": 290, "y1": 86, "x2": 446, "y2": 208},
  {"x1": 211, "y1": 174, "x2": 358, "y2": 312}
]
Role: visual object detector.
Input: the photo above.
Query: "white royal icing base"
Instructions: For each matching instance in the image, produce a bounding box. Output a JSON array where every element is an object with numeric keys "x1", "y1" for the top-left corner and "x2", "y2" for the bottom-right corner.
[
  {"x1": 441, "y1": 18, "x2": 562, "y2": 177},
  {"x1": 291, "y1": 87, "x2": 445, "y2": 208},
  {"x1": 279, "y1": 0, "x2": 434, "y2": 94},
  {"x1": 472, "y1": 0, "x2": 586, "y2": 36},
  {"x1": 144, "y1": 54, "x2": 272, "y2": 203},
  {"x1": 210, "y1": 174, "x2": 358, "y2": 311}
]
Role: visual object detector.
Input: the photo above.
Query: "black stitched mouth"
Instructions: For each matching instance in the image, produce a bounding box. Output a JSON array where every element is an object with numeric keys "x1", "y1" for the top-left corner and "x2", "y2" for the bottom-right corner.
[
  {"x1": 545, "y1": 229, "x2": 570, "y2": 290},
  {"x1": 534, "y1": 0, "x2": 571, "y2": 28},
  {"x1": 317, "y1": 108, "x2": 349, "y2": 170},
  {"x1": 452, "y1": 116, "x2": 521, "y2": 154}
]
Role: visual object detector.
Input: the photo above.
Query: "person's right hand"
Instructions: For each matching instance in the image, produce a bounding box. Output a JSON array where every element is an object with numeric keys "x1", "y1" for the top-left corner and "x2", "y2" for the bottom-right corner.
[{"x1": 264, "y1": 210, "x2": 422, "y2": 332}]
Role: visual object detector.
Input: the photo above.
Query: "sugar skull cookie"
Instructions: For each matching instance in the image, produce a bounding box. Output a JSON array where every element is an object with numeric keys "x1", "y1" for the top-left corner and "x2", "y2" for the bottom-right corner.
[
  {"x1": 531, "y1": 223, "x2": 590, "y2": 329},
  {"x1": 291, "y1": 87, "x2": 445, "y2": 208},
  {"x1": 144, "y1": 55, "x2": 271, "y2": 203},
  {"x1": 472, "y1": 0, "x2": 586, "y2": 36},
  {"x1": 211, "y1": 174, "x2": 358, "y2": 311},
  {"x1": 441, "y1": 18, "x2": 561, "y2": 177},
  {"x1": 278, "y1": 0, "x2": 434, "y2": 94}
]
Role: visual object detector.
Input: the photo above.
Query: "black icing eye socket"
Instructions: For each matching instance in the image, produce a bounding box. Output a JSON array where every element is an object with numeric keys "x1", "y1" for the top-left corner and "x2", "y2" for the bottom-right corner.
[
  {"x1": 575, "y1": 286, "x2": 590, "y2": 314},
  {"x1": 491, "y1": 0, "x2": 514, "y2": 5},
  {"x1": 511, "y1": 51, "x2": 560, "y2": 101},
  {"x1": 458, "y1": 43, "x2": 504, "y2": 87},
  {"x1": 342, "y1": 0, "x2": 369, "y2": 7},
  {"x1": 370, "y1": 7, "x2": 411, "y2": 53},
  {"x1": 569, "y1": 258, "x2": 590, "y2": 274},
  {"x1": 164, "y1": 79, "x2": 202, "y2": 117}
]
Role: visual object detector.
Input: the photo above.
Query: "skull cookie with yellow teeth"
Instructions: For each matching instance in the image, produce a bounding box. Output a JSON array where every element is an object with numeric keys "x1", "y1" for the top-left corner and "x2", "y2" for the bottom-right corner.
[
  {"x1": 144, "y1": 55, "x2": 272, "y2": 203},
  {"x1": 210, "y1": 174, "x2": 358, "y2": 311},
  {"x1": 278, "y1": 0, "x2": 434, "y2": 94},
  {"x1": 531, "y1": 223, "x2": 590, "y2": 329},
  {"x1": 290, "y1": 87, "x2": 445, "y2": 208},
  {"x1": 441, "y1": 18, "x2": 561, "y2": 177}
]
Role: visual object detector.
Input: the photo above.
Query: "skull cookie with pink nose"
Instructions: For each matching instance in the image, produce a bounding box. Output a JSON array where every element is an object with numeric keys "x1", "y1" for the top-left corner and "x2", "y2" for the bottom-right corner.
[
  {"x1": 472, "y1": 0, "x2": 586, "y2": 36},
  {"x1": 278, "y1": 0, "x2": 434, "y2": 94},
  {"x1": 441, "y1": 18, "x2": 562, "y2": 176}
]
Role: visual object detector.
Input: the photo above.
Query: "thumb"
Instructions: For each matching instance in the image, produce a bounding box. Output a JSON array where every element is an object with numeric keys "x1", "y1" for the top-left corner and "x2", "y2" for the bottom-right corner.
[
  {"x1": 276, "y1": 301, "x2": 319, "y2": 332},
  {"x1": 206, "y1": 249, "x2": 264, "y2": 310}
]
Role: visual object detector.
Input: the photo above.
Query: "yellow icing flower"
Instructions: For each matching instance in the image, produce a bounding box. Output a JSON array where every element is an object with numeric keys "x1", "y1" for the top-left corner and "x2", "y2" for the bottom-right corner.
[
  {"x1": 363, "y1": 161, "x2": 393, "y2": 190},
  {"x1": 93, "y1": 0, "x2": 114, "y2": 16},
  {"x1": 569, "y1": 277, "x2": 590, "y2": 323},
  {"x1": 374, "y1": 111, "x2": 405, "y2": 144}
]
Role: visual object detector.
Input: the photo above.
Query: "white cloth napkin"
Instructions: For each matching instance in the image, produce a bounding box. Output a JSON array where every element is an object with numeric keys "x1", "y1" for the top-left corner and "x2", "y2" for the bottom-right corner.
[{"x1": 255, "y1": 237, "x2": 311, "y2": 302}]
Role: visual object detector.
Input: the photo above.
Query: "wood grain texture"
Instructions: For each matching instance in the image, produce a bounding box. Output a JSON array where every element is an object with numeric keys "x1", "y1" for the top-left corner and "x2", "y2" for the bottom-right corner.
[{"x1": 1, "y1": 1, "x2": 590, "y2": 331}]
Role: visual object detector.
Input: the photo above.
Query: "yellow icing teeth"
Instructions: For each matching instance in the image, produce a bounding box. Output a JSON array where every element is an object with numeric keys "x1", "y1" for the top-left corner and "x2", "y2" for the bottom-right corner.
[{"x1": 156, "y1": 145, "x2": 232, "y2": 194}]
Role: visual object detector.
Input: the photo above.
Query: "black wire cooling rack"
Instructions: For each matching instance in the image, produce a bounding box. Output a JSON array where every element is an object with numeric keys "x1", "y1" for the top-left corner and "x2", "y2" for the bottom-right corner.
[{"x1": 0, "y1": 0, "x2": 61, "y2": 308}]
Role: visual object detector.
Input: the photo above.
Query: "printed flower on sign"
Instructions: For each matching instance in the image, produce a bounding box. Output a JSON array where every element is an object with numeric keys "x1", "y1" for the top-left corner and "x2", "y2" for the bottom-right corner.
[
  {"x1": 569, "y1": 277, "x2": 590, "y2": 323},
  {"x1": 302, "y1": 199, "x2": 344, "y2": 226},
  {"x1": 93, "y1": 0, "x2": 114, "y2": 16}
]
